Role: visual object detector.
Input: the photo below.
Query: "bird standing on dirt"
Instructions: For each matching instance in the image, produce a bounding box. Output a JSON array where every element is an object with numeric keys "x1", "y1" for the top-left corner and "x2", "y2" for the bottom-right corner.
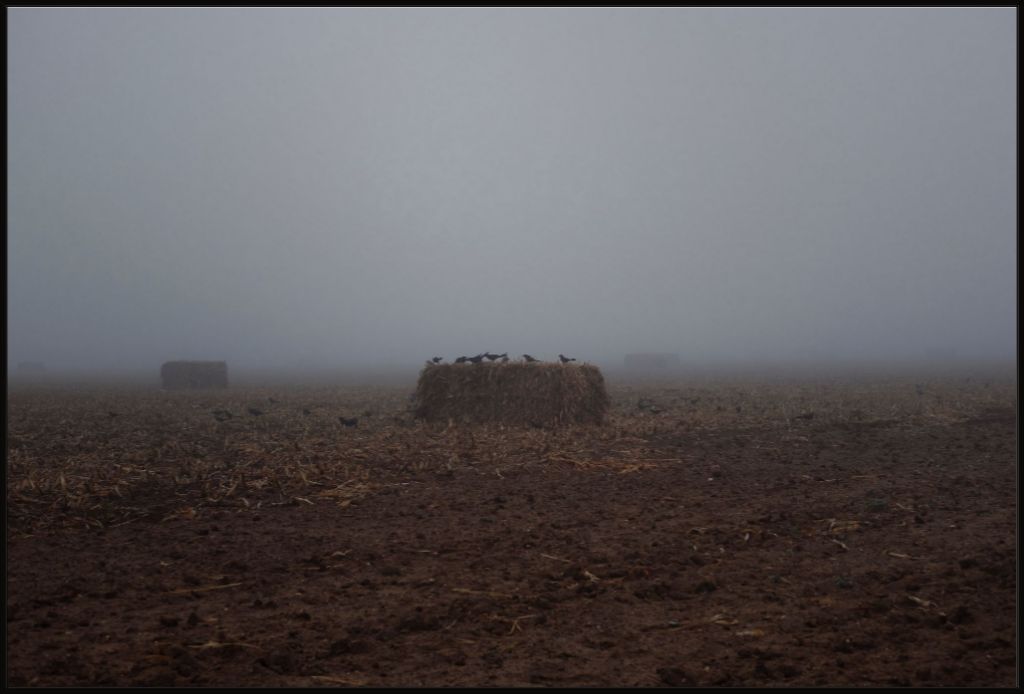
[
  {"x1": 522, "y1": 354, "x2": 539, "y2": 363},
  {"x1": 559, "y1": 354, "x2": 577, "y2": 364},
  {"x1": 339, "y1": 416, "x2": 359, "y2": 427}
]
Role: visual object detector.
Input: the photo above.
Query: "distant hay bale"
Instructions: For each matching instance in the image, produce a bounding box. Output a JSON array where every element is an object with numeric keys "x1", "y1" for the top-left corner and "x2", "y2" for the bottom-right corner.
[
  {"x1": 624, "y1": 353, "x2": 681, "y2": 370},
  {"x1": 160, "y1": 361, "x2": 228, "y2": 389},
  {"x1": 414, "y1": 362, "x2": 609, "y2": 427}
]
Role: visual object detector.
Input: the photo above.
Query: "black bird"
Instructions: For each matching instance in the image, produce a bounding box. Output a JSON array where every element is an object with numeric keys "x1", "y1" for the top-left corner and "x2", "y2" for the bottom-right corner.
[
  {"x1": 302, "y1": 408, "x2": 312, "y2": 416},
  {"x1": 468, "y1": 353, "x2": 486, "y2": 364},
  {"x1": 559, "y1": 354, "x2": 576, "y2": 364},
  {"x1": 339, "y1": 416, "x2": 359, "y2": 428},
  {"x1": 522, "y1": 354, "x2": 539, "y2": 363},
  {"x1": 484, "y1": 352, "x2": 501, "y2": 361},
  {"x1": 455, "y1": 356, "x2": 469, "y2": 364},
  {"x1": 431, "y1": 357, "x2": 443, "y2": 364},
  {"x1": 247, "y1": 407, "x2": 264, "y2": 417}
]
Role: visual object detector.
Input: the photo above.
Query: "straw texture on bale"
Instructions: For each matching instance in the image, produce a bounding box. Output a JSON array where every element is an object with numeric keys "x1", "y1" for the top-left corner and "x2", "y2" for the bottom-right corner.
[
  {"x1": 160, "y1": 361, "x2": 229, "y2": 389},
  {"x1": 414, "y1": 362, "x2": 609, "y2": 427}
]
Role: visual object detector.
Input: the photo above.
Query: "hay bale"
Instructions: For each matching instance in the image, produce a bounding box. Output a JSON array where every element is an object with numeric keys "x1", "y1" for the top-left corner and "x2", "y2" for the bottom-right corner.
[
  {"x1": 624, "y1": 353, "x2": 681, "y2": 370},
  {"x1": 160, "y1": 360, "x2": 228, "y2": 389},
  {"x1": 414, "y1": 362, "x2": 609, "y2": 427}
]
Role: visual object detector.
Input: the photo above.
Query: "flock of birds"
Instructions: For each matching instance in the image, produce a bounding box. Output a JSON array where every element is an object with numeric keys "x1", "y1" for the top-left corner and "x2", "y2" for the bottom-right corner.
[
  {"x1": 211, "y1": 401, "x2": 361, "y2": 428},
  {"x1": 428, "y1": 353, "x2": 577, "y2": 365}
]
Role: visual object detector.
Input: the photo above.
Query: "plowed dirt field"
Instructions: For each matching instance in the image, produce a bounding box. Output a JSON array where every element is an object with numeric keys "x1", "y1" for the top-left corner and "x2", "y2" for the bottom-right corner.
[{"x1": 6, "y1": 372, "x2": 1017, "y2": 687}]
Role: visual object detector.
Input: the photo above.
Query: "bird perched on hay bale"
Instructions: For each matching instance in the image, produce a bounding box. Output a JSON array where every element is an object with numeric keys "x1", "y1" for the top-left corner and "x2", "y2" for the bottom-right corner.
[
  {"x1": 522, "y1": 354, "x2": 539, "y2": 363},
  {"x1": 431, "y1": 357, "x2": 443, "y2": 364},
  {"x1": 559, "y1": 354, "x2": 577, "y2": 364},
  {"x1": 468, "y1": 354, "x2": 486, "y2": 364},
  {"x1": 455, "y1": 356, "x2": 469, "y2": 364}
]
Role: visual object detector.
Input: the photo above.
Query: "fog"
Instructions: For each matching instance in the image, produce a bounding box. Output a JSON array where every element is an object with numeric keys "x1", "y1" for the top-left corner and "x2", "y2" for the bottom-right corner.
[{"x1": 7, "y1": 8, "x2": 1017, "y2": 375}]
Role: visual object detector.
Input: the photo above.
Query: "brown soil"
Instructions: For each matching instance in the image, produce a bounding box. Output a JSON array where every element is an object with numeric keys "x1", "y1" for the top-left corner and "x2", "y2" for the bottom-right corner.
[{"x1": 6, "y1": 375, "x2": 1017, "y2": 687}]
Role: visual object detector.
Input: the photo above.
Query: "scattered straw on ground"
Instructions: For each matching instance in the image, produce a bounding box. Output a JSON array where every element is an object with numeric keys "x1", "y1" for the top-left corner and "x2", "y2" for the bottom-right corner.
[{"x1": 6, "y1": 374, "x2": 1015, "y2": 536}]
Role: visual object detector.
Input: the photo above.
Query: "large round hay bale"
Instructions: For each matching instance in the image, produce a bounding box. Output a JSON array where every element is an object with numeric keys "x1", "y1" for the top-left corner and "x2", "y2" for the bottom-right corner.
[{"x1": 413, "y1": 362, "x2": 609, "y2": 427}]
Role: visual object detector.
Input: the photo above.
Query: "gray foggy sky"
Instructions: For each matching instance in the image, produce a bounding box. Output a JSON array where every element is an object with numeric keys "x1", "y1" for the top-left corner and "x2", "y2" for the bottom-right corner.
[{"x1": 7, "y1": 7, "x2": 1017, "y2": 371}]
